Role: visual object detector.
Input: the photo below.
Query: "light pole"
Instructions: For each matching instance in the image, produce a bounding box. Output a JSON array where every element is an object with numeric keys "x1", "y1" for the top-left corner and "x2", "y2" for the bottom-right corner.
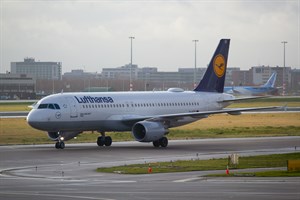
[
  {"x1": 281, "y1": 41, "x2": 287, "y2": 96},
  {"x1": 192, "y1": 40, "x2": 198, "y2": 89},
  {"x1": 129, "y1": 36, "x2": 135, "y2": 91}
]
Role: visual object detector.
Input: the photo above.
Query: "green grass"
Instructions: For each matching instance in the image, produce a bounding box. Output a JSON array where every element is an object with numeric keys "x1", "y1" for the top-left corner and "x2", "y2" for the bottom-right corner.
[
  {"x1": 0, "y1": 102, "x2": 33, "y2": 111},
  {"x1": 209, "y1": 171, "x2": 300, "y2": 177},
  {"x1": 96, "y1": 153, "x2": 300, "y2": 175},
  {"x1": 0, "y1": 113, "x2": 300, "y2": 145},
  {"x1": 169, "y1": 126, "x2": 300, "y2": 139}
]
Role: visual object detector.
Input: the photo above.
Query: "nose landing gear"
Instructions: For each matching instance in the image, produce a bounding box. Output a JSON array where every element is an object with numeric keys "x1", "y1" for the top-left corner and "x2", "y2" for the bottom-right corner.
[
  {"x1": 55, "y1": 141, "x2": 65, "y2": 149},
  {"x1": 55, "y1": 135, "x2": 65, "y2": 149}
]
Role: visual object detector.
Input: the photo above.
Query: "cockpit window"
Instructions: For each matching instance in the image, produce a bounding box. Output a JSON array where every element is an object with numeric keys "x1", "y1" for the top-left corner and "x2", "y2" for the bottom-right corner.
[
  {"x1": 38, "y1": 103, "x2": 60, "y2": 110},
  {"x1": 48, "y1": 104, "x2": 55, "y2": 109},
  {"x1": 38, "y1": 104, "x2": 48, "y2": 109},
  {"x1": 54, "y1": 104, "x2": 60, "y2": 109}
]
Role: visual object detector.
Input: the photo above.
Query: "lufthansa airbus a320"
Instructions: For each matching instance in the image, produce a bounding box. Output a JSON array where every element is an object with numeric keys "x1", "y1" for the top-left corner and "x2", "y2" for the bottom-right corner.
[{"x1": 27, "y1": 39, "x2": 277, "y2": 149}]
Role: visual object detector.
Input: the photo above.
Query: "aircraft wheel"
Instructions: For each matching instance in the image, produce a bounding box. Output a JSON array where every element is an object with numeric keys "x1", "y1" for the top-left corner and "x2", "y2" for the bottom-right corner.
[
  {"x1": 104, "y1": 136, "x2": 112, "y2": 146},
  {"x1": 153, "y1": 140, "x2": 160, "y2": 147},
  {"x1": 55, "y1": 142, "x2": 60, "y2": 149},
  {"x1": 97, "y1": 136, "x2": 105, "y2": 146},
  {"x1": 59, "y1": 141, "x2": 65, "y2": 149},
  {"x1": 159, "y1": 137, "x2": 168, "y2": 148},
  {"x1": 55, "y1": 141, "x2": 65, "y2": 149}
]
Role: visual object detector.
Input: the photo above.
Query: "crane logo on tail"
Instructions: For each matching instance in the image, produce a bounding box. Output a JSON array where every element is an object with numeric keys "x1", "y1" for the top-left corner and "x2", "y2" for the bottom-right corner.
[{"x1": 213, "y1": 54, "x2": 226, "y2": 78}]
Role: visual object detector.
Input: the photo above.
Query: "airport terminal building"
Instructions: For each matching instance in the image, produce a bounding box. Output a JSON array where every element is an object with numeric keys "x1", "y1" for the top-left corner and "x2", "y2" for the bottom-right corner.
[
  {"x1": 11, "y1": 57, "x2": 62, "y2": 80},
  {"x1": 0, "y1": 73, "x2": 36, "y2": 100}
]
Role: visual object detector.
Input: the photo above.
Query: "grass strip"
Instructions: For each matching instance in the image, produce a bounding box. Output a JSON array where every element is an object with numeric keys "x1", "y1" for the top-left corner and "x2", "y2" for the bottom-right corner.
[
  {"x1": 96, "y1": 153, "x2": 300, "y2": 175},
  {"x1": 209, "y1": 170, "x2": 300, "y2": 177}
]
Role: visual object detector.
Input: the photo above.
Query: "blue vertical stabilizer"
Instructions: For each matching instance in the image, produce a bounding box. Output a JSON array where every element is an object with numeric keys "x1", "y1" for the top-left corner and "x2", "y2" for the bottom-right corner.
[{"x1": 194, "y1": 39, "x2": 230, "y2": 93}]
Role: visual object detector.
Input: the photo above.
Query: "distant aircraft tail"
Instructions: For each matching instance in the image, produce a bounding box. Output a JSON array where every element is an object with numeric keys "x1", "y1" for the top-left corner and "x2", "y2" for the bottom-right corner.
[
  {"x1": 262, "y1": 72, "x2": 277, "y2": 88},
  {"x1": 194, "y1": 39, "x2": 230, "y2": 93}
]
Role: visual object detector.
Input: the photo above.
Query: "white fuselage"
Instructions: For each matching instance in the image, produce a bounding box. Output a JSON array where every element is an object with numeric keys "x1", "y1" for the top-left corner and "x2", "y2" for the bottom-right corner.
[{"x1": 27, "y1": 89, "x2": 234, "y2": 133}]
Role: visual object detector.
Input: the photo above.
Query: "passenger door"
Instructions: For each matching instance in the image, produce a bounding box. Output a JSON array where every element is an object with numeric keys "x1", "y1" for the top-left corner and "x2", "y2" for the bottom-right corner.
[{"x1": 66, "y1": 97, "x2": 78, "y2": 118}]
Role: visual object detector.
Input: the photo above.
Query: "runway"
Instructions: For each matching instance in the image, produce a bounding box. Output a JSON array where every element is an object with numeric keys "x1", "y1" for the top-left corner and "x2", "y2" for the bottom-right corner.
[{"x1": 1, "y1": 137, "x2": 300, "y2": 200}]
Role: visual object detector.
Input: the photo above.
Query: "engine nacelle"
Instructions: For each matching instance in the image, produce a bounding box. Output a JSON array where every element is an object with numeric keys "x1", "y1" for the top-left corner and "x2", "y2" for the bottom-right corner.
[
  {"x1": 47, "y1": 131, "x2": 81, "y2": 141},
  {"x1": 132, "y1": 121, "x2": 168, "y2": 142}
]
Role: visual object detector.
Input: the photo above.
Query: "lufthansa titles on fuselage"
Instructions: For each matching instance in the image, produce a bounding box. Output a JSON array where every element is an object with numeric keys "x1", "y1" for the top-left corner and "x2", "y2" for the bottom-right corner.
[{"x1": 74, "y1": 96, "x2": 114, "y2": 104}]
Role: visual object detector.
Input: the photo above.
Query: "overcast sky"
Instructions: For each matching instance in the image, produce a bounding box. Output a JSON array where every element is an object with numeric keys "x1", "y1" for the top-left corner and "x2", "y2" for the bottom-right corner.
[{"x1": 1, "y1": 0, "x2": 299, "y2": 73}]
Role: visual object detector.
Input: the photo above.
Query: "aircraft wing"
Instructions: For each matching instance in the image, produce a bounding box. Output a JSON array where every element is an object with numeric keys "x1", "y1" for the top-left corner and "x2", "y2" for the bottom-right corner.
[{"x1": 122, "y1": 106, "x2": 280, "y2": 126}]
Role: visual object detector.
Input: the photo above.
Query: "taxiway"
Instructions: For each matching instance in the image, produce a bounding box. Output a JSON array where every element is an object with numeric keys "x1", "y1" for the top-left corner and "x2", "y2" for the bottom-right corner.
[{"x1": 0, "y1": 137, "x2": 299, "y2": 200}]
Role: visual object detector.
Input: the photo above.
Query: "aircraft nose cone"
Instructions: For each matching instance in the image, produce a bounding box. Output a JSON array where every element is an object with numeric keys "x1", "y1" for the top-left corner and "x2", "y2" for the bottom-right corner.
[
  {"x1": 27, "y1": 111, "x2": 43, "y2": 130},
  {"x1": 27, "y1": 111, "x2": 35, "y2": 126}
]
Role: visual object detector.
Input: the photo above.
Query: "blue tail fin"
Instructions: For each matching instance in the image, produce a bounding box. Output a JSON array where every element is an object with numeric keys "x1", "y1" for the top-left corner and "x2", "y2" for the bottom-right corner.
[
  {"x1": 262, "y1": 72, "x2": 277, "y2": 88},
  {"x1": 194, "y1": 39, "x2": 230, "y2": 93}
]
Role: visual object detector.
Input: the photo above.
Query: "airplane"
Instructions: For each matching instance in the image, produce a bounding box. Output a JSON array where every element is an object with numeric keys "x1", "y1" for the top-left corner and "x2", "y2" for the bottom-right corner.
[
  {"x1": 27, "y1": 39, "x2": 278, "y2": 149},
  {"x1": 224, "y1": 72, "x2": 278, "y2": 96}
]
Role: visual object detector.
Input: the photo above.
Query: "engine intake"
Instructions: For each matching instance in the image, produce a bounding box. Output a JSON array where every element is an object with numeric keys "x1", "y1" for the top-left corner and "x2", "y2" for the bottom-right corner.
[{"x1": 132, "y1": 121, "x2": 168, "y2": 142}]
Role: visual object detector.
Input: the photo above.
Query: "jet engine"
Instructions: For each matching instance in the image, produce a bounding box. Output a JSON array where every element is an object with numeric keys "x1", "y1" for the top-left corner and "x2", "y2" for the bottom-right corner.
[
  {"x1": 47, "y1": 131, "x2": 81, "y2": 141},
  {"x1": 132, "y1": 121, "x2": 169, "y2": 142}
]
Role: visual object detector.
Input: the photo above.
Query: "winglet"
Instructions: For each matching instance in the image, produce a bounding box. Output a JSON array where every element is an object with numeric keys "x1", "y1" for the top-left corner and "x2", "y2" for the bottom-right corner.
[{"x1": 194, "y1": 39, "x2": 230, "y2": 93}]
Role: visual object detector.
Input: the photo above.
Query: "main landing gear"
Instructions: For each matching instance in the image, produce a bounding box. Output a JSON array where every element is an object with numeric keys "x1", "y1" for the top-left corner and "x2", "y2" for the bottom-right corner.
[
  {"x1": 97, "y1": 132, "x2": 112, "y2": 147},
  {"x1": 152, "y1": 137, "x2": 168, "y2": 148}
]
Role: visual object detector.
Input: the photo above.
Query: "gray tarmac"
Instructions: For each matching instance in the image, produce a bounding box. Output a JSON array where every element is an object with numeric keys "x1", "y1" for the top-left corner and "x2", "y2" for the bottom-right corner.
[{"x1": 0, "y1": 137, "x2": 300, "y2": 200}]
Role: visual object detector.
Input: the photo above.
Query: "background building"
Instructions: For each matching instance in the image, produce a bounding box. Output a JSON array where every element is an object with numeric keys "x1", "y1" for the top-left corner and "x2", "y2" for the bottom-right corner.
[
  {"x1": 102, "y1": 64, "x2": 140, "y2": 79},
  {"x1": 290, "y1": 69, "x2": 300, "y2": 95},
  {"x1": 63, "y1": 69, "x2": 100, "y2": 80},
  {"x1": 11, "y1": 57, "x2": 62, "y2": 80},
  {"x1": 250, "y1": 65, "x2": 291, "y2": 88},
  {"x1": 0, "y1": 73, "x2": 36, "y2": 99},
  {"x1": 3, "y1": 58, "x2": 299, "y2": 96},
  {"x1": 231, "y1": 70, "x2": 252, "y2": 86}
]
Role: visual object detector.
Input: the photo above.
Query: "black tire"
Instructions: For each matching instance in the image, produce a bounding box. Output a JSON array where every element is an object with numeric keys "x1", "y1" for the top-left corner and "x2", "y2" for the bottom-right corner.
[
  {"x1": 97, "y1": 136, "x2": 104, "y2": 146},
  {"x1": 59, "y1": 142, "x2": 65, "y2": 149},
  {"x1": 153, "y1": 140, "x2": 160, "y2": 147},
  {"x1": 159, "y1": 137, "x2": 168, "y2": 148},
  {"x1": 55, "y1": 142, "x2": 60, "y2": 149},
  {"x1": 104, "y1": 136, "x2": 112, "y2": 146}
]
